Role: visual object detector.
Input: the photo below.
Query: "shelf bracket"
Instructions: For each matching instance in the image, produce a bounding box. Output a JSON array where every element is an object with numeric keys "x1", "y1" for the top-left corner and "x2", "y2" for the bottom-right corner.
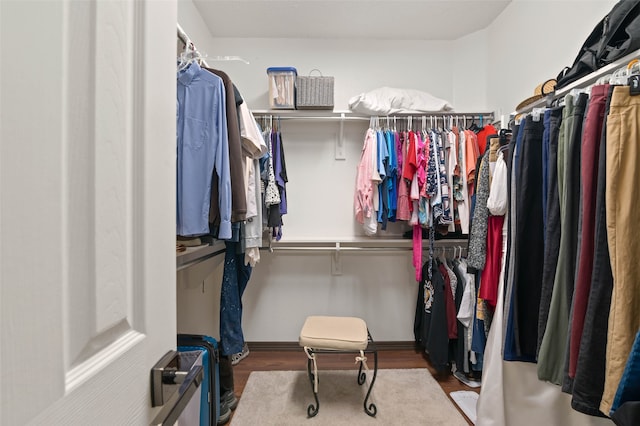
[
  {"x1": 335, "y1": 113, "x2": 346, "y2": 160},
  {"x1": 331, "y1": 242, "x2": 343, "y2": 275}
]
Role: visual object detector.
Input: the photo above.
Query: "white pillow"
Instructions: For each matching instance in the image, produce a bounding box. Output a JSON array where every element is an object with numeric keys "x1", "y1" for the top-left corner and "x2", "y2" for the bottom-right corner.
[{"x1": 348, "y1": 86, "x2": 454, "y2": 115}]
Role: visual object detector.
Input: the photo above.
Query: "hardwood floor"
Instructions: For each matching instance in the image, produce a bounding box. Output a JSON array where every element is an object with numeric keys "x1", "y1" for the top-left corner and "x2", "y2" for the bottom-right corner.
[{"x1": 230, "y1": 346, "x2": 479, "y2": 425}]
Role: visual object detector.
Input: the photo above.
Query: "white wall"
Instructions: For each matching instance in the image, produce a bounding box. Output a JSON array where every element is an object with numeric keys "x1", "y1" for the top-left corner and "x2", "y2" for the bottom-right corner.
[
  {"x1": 179, "y1": 33, "x2": 462, "y2": 341},
  {"x1": 201, "y1": 37, "x2": 456, "y2": 112},
  {"x1": 485, "y1": 0, "x2": 618, "y2": 117},
  {"x1": 452, "y1": 28, "x2": 491, "y2": 112},
  {"x1": 176, "y1": 0, "x2": 465, "y2": 343},
  {"x1": 177, "y1": 0, "x2": 213, "y2": 55}
]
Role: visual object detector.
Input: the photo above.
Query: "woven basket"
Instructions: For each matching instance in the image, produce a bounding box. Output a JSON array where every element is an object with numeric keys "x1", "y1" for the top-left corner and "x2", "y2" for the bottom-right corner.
[{"x1": 295, "y1": 69, "x2": 334, "y2": 110}]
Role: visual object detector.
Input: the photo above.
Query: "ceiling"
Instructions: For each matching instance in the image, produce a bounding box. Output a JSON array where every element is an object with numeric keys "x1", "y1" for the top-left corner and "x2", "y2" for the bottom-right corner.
[{"x1": 193, "y1": 0, "x2": 512, "y2": 41}]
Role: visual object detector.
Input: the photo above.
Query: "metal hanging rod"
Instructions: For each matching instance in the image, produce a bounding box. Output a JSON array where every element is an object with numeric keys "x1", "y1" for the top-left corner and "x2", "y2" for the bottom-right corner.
[
  {"x1": 265, "y1": 240, "x2": 467, "y2": 275},
  {"x1": 266, "y1": 239, "x2": 468, "y2": 252},
  {"x1": 177, "y1": 23, "x2": 190, "y2": 46},
  {"x1": 271, "y1": 246, "x2": 409, "y2": 252},
  {"x1": 268, "y1": 246, "x2": 467, "y2": 253}
]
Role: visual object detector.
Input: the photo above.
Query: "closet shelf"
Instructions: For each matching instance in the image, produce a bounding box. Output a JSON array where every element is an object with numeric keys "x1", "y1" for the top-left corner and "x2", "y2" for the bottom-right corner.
[
  {"x1": 252, "y1": 110, "x2": 494, "y2": 160},
  {"x1": 252, "y1": 109, "x2": 494, "y2": 121},
  {"x1": 174, "y1": 236, "x2": 469, "y2": 270},
  {"x1": 516, "y1": 47, "x2": 640, "y2": 114},
  {"x1": 176, "y1": 240, "x2": 226, "y2": 271}
]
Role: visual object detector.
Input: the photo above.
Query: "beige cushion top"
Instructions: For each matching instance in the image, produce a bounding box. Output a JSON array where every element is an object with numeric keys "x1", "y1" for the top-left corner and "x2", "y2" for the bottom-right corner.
[{"x1": 299, "y1": 316, "x2": 368, "y2": 351}]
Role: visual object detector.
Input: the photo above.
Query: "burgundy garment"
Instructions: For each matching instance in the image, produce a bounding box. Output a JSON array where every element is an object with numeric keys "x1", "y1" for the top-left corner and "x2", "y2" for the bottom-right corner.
[
  {"x1": 479, "y1": 214, "x2": 505, "y2": 309},
  {"x1": 439, "y1": 263, "x2": 458, "y2": 339},
  {"x1": 569, "y1": 84, "x2": 609, "y2": 378}
]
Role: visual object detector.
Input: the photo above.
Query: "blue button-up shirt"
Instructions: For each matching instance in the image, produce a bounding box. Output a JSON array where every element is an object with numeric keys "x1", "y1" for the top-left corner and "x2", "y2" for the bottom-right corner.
[{"x1": 177, "y1": 62, "x2": 231, "y2": 238}]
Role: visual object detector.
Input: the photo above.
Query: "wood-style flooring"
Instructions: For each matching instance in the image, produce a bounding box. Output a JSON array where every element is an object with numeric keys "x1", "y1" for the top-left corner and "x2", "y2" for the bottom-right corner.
[{"x1": 231, "y1": 347, "x2": 479, "y2": 425}]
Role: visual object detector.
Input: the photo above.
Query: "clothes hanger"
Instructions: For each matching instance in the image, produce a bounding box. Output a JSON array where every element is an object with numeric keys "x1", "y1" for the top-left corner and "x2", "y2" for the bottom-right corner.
[
  {"x1": 626, "y1": 59, "x2": 640, "y2": 92},
  {"x1": 467, "y1": 116, "x2": 479, "y2": 132},
  {"x1": 596, "y1": 73, "x2": 613, "y2": 85},
  {"x1": 499, "y1": 128, "x2": 512, "y2": 146},
  {"x1": 177, "y1": 43, "x2": 198, "y2": 71},
  {"x1": 610, "y1": 66, "x2": 629, "y2": 85},
  {"x1": 627, "y1": 58, "x2": 640, "y2": 77},
  {"x1": 531, "y1": 107, "x2": 547, "y2": 122}
]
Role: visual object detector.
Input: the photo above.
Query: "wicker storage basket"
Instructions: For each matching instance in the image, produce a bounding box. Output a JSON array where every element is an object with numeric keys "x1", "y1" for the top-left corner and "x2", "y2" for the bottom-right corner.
[{"x1": 295, "y1": 69, "x2": 334, "y2": 110}]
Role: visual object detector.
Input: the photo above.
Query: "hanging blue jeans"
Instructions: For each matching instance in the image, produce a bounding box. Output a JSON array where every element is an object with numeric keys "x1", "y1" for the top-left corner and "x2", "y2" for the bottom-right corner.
[{"x1": 220, "y1": 240, "x2": 252, "y2": 356}]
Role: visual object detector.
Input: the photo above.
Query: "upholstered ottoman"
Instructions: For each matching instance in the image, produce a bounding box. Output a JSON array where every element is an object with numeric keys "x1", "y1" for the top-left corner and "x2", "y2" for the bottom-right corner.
[{"x1": 298, "y1": 315, "x2": 378, "y2": 417}]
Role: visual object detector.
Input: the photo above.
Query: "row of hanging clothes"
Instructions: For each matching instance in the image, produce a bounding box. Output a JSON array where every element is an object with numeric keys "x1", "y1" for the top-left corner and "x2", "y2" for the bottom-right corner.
[
  {"x1": 477, "y1": 59, "x2": 640, "y2": 424},
  {"x1": 256, "y1": 116, "x2": 289, "y2": 242},
  {"x1": 176, "y1": 31, "x2": 291, "y2": 374},
  {"x1": 414, "y1": 245, "x2": 487, "y2": 383},
  {"x1": 176, "y1": 40, "x2": 289, "y2": 262},
  {"x1": 463, "y1": 127, "x2": 513, "y2": 357},
  {"x1": 353, "y1": 113, "x2": 498, "y2": 280},
  {"x1": 353, "y1": 112, "x2": 502, "y2": 380},
  {"x1": 414, "y1": 126, "x2": 512, "y2": 383}
]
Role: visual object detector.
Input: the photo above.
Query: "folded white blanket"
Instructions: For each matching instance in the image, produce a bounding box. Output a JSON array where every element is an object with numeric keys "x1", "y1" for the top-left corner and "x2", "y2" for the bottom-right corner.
[{"x1": 348, "y1": 86, "x2": 454, "y2": 115}]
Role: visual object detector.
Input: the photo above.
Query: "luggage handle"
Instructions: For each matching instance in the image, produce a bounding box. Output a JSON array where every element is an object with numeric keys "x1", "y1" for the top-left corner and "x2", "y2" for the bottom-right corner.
[{"x1": 150, "y1": 350, "x2": 204, "y2": 426}]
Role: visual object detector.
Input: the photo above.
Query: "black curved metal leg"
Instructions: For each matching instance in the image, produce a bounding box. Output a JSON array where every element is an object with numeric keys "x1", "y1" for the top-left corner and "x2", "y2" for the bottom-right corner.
[
  {"x1": 362, "y1": 349, "x2": 378, "y2": 417},
  {"x1": 303, "y1": 330, "x2": 378, "y2": 419},
  {"x1": 306, "y1": 355, "x2": 319, "y2": 417},
  {"x1": 357, "y1": 359, "x2": 366, "y2": 385}
]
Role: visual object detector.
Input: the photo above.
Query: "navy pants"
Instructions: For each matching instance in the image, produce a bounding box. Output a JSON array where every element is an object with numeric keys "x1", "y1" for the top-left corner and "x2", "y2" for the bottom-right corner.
[
  {"x1": 538, "y1": 107, "x2": 563, "y2": 356},
  {"x1": 220, "y1": 241, "x2": 252, "y2": 356}
]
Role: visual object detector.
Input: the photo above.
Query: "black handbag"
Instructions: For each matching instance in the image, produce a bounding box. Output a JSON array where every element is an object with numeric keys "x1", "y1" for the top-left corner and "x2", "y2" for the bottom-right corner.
[{"x1": 556, "y1": 0, "x2": 640, "y2": 89}]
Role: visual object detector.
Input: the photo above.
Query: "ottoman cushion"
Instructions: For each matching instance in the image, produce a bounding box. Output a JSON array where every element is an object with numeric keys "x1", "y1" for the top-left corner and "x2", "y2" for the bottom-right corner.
[{"x1": 299, "y1": 316, "x2": 368, "y2": 351}]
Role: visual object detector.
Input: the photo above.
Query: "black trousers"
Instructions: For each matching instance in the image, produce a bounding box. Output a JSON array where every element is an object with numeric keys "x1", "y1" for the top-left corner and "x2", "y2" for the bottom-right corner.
[
  {"x1": 571, "y1": 86, "x2": 616, "y2": 417},
  {"x1": 513, "y1": 117, "x2": 545, "y2": 359}
]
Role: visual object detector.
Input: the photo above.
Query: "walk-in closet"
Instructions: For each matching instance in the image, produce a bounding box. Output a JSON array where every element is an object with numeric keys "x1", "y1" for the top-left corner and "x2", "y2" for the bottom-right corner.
[{"x1": 3, "y1": 0, "x2": 639, "y2": 425}]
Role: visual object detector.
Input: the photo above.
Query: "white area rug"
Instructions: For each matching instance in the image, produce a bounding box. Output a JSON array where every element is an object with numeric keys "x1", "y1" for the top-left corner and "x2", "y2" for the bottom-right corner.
[{"x1": 231, "y1": 369, "x2": 469, "y2": 425}]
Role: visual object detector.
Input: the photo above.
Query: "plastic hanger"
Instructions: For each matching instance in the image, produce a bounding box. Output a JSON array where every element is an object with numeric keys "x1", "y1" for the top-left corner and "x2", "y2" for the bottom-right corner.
[
  {"x1": 531, "y1": 107, "x2": 547, "y2": 122},
  {"x1": 596, "y1": 73, "x2": 612, "y2": 85},
  {"x1": 467, "y1": 116, "x2": 479, "y2": 132},
  {"x1": 177, "y1": 51, "x2": 197, "y2": 71},
  {"x1": 610, "y1": 66, "x2": 629, "y2": 85},
  {"x1": 627, "y1": 58, "x2": 640, "y2": 77}
]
